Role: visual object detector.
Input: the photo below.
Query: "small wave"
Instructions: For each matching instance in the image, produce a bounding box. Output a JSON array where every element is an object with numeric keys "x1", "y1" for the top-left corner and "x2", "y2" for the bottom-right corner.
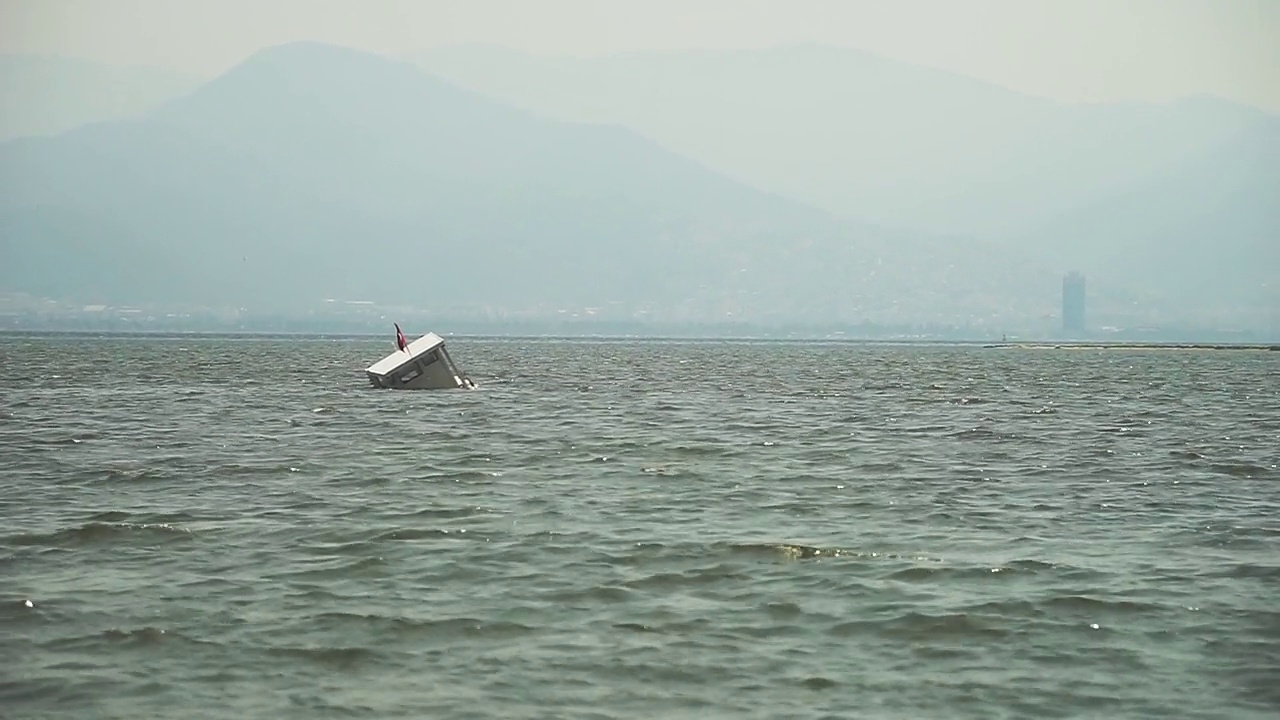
[
  {"x1": 1042, "y1": 594, "x2": 1163, "y2": 614},
  {"x1": 267, "y1": 645, "x2": 381, "y2": 669},
  {"x1": 85, "y1": 510, "x2": 131, "y2": 523},
  {"x1": 1098, "y1": 425, "x2": 1139, "y2": 434},
  {"x1": 899, "y1": 424, "x2": 951, "y2": 434},
  {"x1": 89, "y1": 467, "x2": 172, "y2": 485},
  {"x1": 801, "y1": 676, "x2": 839, "y2": 690},
  {"x1": 888, "y1": 560, "x2": 1061, "y2": 581},
  {"x1": 641, "y1": 465, "x2": 680, "y2": 476},
  {"x1": 1209, "y1": 462, "x2": 1275, "y2": 479},
  {"x1": 947, "y1": 428, "x2": 1004, "y2": 441},
  {"x1": 613, "y1": 622, "x2": 659, "y2": 633},
  {"x1": 728, "y1": 543, "x2": 836, "y2": 560},
  {"x1": 6, "y1": 521, "x2": 192, "y2": 548},
  {"x1": 369, "y1": 528, "x2": 454, "y2": 542},
  {"x1": 666, "y1": 444, "x2": 734, "y2": 458},
  {"x1": 763, "y1": 601, "x2": 804, "y2": 619},
  {"x1": 34, "y1": 432, "x2": 102, "y2": 445},
  {"x1": 623, "y1": 564, "x2": 752, "y2": 590},
  {"x1": 1004, "y1": 559, "x2": 1060, "y2": 572},
  {"x1": 958, "y1": 599, "x2": 1045, "y2": 617},
  {"x1": 726, "y1": 543, "x2": 943, "y2": 563},
  {"x1": 276, "y1": 555, "x2": 389, "y2": 581},
  {"x1": 833, "y1": 611, "x2": 1009, "y2": 640},
  {"x1": 210, "y1": 461, "x2": 306, "y2": 478},
  {"x1": 404, "y1": 505, "x2": 493, "y2": 519},
  {"x1": 1208, "y1": 563, "x2": 1280, "y2": 580},
  {"x1": 542, "y1": 584, "x2": 634, "y2": 604},
  {"x1": 101, "y1": 626, "x2": 172, "y2": 644},
  {"x1": 44, "y1": 626, "x2": 181, "y2": 652},
  {"x1": 306, "y1": 612, "x2": 535, "y2": 642},
  {"x1": 890, "y1": 564, "x2": 1023, "y2": 581},
  {"x1": 417, "y1": 470, "x2": 506, "y2": 482}
]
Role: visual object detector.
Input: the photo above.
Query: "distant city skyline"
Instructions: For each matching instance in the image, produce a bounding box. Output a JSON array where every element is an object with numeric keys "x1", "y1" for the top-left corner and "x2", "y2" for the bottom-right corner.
[{"x1": 2, "y1": 0, "x2": 1278, "y2": 112}]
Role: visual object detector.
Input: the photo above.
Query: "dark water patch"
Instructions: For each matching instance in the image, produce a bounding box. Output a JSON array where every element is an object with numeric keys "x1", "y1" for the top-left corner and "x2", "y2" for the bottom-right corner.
[
  {"x1": 400, "y1": 504, "x2": 496, "y2": 519},
  {"x1": 85, "y1": 510, "x2": 132, "y2": 523},
  {"x1": 1040, "y1": 594, "x2": 1166, "y2": 615},
  {"x1": 543, "y1": 584, "x2": 634, "y2": 604},
  {"x1": 948, "y1": 396, "x2": 991, "y2": 405},
  {"x1": 29, "y1": 431, "x2": 104, "y2": 445},
  {"x1": 0, "y1": 676, "x2": 118, "y2": 708},
  {"x1": 887, "y1": 563, "x2": 1035, "y2": 582},
  {"x1": 101, "y1": 626, "x2": 174, "y2": 645},
  {"x1": 5, "y1": 521, "x2": 193, "y2": 548},
  {"x1": 42, "y1": 626, "x2": 189, "y2": 652},
  {"x1": 265, "y1": 645, "x2": 386, "y2": 670},
  {"x1": 800, "y1": 676, "x2": 838, "y2": 690},
  {"x1": 622, "y1": 564, "x2": 753, "y2": 591},
  {"x1": 211, "y1": 461, "x2": 306, "y2": 478},
  {"x1": 612, "y1": 622, "x2": 659, "y2": 633},
  {"x1": 1209, "y1": 462, "x2": 1276, "y2": 479},
  {"x1": 302, "y1": 611, "x2": 537, "y2": 643},
  {"x1": 369, "y1": 528, "x2": 457, "y2": 542},
  {"x1": 1205, "y1": 563, "x2": 1280, "y2": 580},
  {"x1": 832, "y1": 611, "x2": 1011, "y2": 641},
  {"x1": 275, "y1": 555, "x2": 391, "y2": 582},
  {"x1": 947, "y1": 427, "x2": 1007, "y2": 441}
]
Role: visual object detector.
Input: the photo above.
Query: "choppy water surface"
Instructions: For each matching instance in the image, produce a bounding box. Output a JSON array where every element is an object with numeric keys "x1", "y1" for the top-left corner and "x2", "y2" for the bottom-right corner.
[{"x1": 2, "y1": 335, "x2": 1278, "y2": 719}]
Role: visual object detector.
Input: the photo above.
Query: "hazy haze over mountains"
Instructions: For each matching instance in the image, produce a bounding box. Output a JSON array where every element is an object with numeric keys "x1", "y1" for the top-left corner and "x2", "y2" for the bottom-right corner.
[
  {"x1": 414, "y1": 44, "x2": 1273, "y2": 239},
  {"x1": 1, "y1": 1, "x2": 1276, "y2": 337},
  {"x1": 0, "y1": 54, "x2": 198, "y2": 141},
  {"x1": 7, "y1": 42, "x2": 1043, "y2": 328}
]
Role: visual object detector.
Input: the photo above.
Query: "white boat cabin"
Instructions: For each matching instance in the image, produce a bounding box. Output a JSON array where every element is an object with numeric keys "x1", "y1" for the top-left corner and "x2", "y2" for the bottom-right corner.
[{"x1": 365, "y1": 332, "x2": 475, "y2": 390}]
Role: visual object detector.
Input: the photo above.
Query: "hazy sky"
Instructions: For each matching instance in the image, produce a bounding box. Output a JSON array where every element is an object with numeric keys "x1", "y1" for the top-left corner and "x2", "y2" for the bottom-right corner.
[{"x1": 2, "y1": 0, "x2": 1278, "y2": 111}]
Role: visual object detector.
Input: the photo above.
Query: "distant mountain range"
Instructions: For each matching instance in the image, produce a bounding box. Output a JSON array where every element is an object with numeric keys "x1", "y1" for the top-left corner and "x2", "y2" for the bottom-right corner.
[
  {"x1": 0, "y1": 42, "x2": 1275, "y2": 333},
  {"x1": 413, "y1": 45, "x2": 1274, "y2": 237},
  {"x1": 1, "y1": 42, "x2": 1037, "y2": 328},
  {"x1": 412, "y1": 45, "x2": 1279, "y2": 325}
]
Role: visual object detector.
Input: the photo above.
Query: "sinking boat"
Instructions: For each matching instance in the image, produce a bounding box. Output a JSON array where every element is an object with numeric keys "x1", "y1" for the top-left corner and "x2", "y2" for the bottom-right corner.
[{"x1": 365, "y1": 332, "x2": 475, "y2": 389}]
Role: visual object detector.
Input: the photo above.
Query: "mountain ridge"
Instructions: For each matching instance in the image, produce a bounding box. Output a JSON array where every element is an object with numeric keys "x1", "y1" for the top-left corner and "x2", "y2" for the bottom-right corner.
[
  {"x1": 4, "y1": 42, "x2": 963, "y2": 325},
  {"x1": 411, "y1": 44, "x2": 1275, "y2": 238},
  {"x1": 2, "y1": 41, "x2": 1272, "y2": 333}
]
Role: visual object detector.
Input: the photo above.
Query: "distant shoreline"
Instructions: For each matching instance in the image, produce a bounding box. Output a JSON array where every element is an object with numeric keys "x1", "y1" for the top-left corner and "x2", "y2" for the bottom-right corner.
[
  {"x1": 1, "y1": 329, "x2": 1276, "y2": 350},
  {"x1": 982, "y1": 342, "x2": 1280, "y2": 351}
]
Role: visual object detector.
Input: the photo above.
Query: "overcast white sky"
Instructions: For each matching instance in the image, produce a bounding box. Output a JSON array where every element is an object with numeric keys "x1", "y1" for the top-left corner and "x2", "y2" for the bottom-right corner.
[{"x1": 2, "y1": 0, "x2": 1278, "y2": 110}]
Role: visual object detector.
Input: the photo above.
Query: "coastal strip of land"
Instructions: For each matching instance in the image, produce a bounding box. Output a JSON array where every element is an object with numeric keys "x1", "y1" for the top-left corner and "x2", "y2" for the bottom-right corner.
[{"x1": 984, "y1": 342, "x2": 1280, "y2": 351}]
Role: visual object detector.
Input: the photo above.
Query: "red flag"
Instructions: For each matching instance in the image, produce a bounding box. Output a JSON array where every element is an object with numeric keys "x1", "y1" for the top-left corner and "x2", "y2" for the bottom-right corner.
[{"x1": 394, "y1": 323, "x2": 408, "y2": 352}]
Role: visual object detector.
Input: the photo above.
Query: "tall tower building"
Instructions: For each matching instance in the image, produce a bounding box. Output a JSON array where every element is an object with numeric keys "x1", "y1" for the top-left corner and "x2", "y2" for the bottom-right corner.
[{"x1": 1062, "y1": 272, "x2": 1086, "y2": 334}]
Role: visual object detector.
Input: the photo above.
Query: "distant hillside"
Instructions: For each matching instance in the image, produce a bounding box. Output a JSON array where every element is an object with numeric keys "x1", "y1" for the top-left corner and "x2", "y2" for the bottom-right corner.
[
  {"x1": 3, "y1": 42, "x2": 1058, "y2": 329},
  {"x1": 5, "y1": 42, "x2": 1268, "y2": 334},
  {"x1": 0, "y1": 55, "x2": 198, "y2": 141},
  {"x1": 412, "y1": 45, "x2": 1274, "y2": 239},
  {"x1": 1017, "y1": 119, "x2": 1280, "y2": 328}
]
